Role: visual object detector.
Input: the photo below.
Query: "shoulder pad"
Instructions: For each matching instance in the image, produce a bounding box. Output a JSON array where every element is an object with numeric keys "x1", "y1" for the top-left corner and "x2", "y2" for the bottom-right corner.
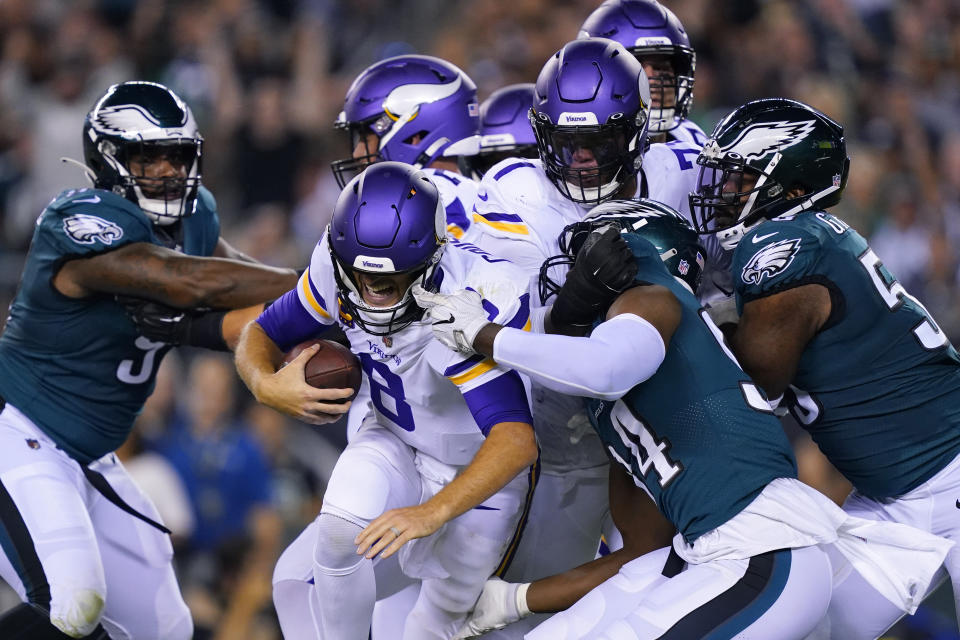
[
  {"x1": 196, "y1": 185, "x2": 217, "y2": 216},
  {"x1": 472, "y1": 159, "x2": 561, "y2": 240},
  {"x1": 50, "y1": 188, "x2": 142, "y2": 218},
  {"x1": 43, "y1": 188, "x2": 153, "y2": 252},
  {"x1": 733, "y1": 219, "x2": 824, "y2": 295}
]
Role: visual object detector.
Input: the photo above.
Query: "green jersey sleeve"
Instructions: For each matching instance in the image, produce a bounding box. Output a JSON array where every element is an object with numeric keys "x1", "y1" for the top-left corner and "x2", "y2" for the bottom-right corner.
[{"x1": 42, "y1": 188, "x2": 154, "y2": 257}]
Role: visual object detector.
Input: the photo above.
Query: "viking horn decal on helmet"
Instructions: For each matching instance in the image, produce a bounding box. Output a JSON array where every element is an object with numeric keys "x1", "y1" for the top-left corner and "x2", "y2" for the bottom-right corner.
[{"x1": 383, "y1": 76, "x2": 463, "y2": 119}]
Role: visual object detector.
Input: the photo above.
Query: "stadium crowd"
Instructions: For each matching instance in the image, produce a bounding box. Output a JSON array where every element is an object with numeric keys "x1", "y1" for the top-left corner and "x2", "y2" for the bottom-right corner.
[{"x1": 1, "y1": 0, "x2": 959, "y2": 638}]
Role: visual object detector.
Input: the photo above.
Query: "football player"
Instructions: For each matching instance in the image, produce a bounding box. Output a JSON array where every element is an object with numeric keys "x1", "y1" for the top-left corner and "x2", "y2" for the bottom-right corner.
[
  {"x1": 330, "y1": 56, "x2": 487, "y2": 635},
  {"x1": 234, "y1": 161, "x2": 538, "y2": 640},
  {"x1": 579, "y1": 0, "x2": 706, "y2": 147},
  {"x1": 416, "y1": 200, "x2": 951, "y2": 640},
  {"x1": 0, "y1": 82, "x2": 298, "y2": 639},
  {"x1": 578, "y1": 0, "x2": 738, "y2": 308},
  {"x1": 331, "y1": 54, "x2": 482, "y2": 240},
  {"x1": 462, "y1": 38, "x2": 703, "y2": 635},
  {"x1": 690, "y1": 97, "x2": 960, "y2": 637},
  {"x1": 460, "y1": 84, "x2": 539, "y2": 182}
]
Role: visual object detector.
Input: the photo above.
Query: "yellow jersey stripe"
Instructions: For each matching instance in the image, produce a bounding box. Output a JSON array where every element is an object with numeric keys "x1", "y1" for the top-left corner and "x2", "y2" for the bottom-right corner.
[
  {"x1": 472, "y1": 213, "x2": 529, "y2": 235},
  {"x1": 447, "y1": 358, "x2": 497, "y2": 385},
  {"x1": 300, "y1": 269, "x2": 331, "y2": 319}
]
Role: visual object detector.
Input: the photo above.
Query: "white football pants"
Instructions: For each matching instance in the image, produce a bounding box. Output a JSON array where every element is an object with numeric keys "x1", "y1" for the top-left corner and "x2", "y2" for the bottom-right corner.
[
  {"x1": 526, "y1": 544, "x2": 832, "y2": 639},
  {"x1": 0, "y1": 403, "x2": 191, "y2": 639}
]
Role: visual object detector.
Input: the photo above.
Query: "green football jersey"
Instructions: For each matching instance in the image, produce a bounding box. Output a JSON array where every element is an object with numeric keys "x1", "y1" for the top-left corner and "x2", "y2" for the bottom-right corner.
[
  {"x1": 732, "y1": 211, "x2": 960, "y2": 499},
  {"x1": 0, "y1": 186, "x2": 220, "y2": 463},
  {"x1": 588, "y1": 234, "x2": 797, "y2": 543}
]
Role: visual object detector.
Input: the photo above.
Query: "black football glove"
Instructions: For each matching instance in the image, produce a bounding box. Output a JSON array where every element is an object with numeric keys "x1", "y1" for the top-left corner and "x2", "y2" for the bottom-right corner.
[
  {"x1": 550, "y1": 226, "x2": 638, "y2": 331},
  {"x1": 118, "y1": 297, "x2": 228, "y2": 351}
]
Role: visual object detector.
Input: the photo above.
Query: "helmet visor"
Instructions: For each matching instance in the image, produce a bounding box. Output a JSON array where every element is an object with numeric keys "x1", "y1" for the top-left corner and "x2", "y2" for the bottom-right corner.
[
  {"x1": 331, "y1": 118, "x2": 387, "y2": 188},
  {"x1": 535, "y1": 121, "x2": 635, "y2": 202},
  {"x1": 690, "y1": 157, "x2": 766, "y2": 235},
  {"x1": 124, "y1": 140, "x2": 201, "y2": 202}
]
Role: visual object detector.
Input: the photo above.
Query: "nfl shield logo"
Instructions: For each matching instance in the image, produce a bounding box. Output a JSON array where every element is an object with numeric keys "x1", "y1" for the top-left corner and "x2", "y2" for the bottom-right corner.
[
  {"x1": 678, "y1": 259, "x2": 690, "y2": 275},
  {"x1": 468, "y1": 102, "x2": 479, "y2": 117},
  {"x1": 833, "y1": 173, "x2": 842, "y2": 187},
  {"x1": 383, "y1": 336, "x2": 393, "y2": 348},
  {"x1": 25, "y1": 439, "x2": 40, "y2": 450}
]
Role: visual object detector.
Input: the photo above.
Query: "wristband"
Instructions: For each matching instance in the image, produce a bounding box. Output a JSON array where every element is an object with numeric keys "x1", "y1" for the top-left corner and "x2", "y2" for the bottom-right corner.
[
  {"x1": 185, "y1": 310, "x2": 228, "y2": 351},
  {"x1": 516, "y1": 582, "x2": 532, "y2": 617}
]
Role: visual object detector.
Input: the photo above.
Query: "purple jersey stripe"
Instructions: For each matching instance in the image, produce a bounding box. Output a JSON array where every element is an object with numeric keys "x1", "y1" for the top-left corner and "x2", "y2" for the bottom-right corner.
[
  {"x1": 257, "y1": 289, "x2": 331, "y2": 352},
  {"x1": 476, "y1": 211, "x2": 524, "y2": 223},
  {"x1": 307, "y1": 274, "x2": 328, "y2": 310},
  {"x1": 494, "y1": 161, "x2": 535, "y2": 181},
  {"x1": 504, "y1": 294, "x2": 530, "y2": 330},
  {"x1": 444, "y1": 353, "x2": 487, "y2": 378},
  {"x1": 433, "y1": 172, "x2": 461, "y2": 186}
]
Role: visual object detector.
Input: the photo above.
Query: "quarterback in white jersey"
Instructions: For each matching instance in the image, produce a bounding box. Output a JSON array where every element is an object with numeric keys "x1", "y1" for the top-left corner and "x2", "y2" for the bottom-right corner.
[{"x1": 235, "y1": 163, "x2": 537, "y2": 640}]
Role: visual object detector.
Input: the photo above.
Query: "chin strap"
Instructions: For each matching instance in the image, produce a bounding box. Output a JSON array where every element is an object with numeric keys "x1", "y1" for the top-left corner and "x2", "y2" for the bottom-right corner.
[{"x1": 59, "y1": 157, "x2": 97, "y2": 185}]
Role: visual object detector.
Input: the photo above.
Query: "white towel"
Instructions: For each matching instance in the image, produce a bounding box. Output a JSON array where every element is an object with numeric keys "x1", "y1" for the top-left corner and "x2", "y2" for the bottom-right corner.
[{"x1": 673, "y1": 478, "x2": 953, "y2": 614}]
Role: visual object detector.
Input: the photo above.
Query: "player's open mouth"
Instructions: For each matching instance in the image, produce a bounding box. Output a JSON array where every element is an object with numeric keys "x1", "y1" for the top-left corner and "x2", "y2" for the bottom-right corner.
[{"x1": 361, "y1": 280, "x2": 399, "y2": 307}]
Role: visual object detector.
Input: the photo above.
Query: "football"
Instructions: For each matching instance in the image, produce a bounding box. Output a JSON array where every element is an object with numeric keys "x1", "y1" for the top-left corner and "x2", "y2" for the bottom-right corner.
[{"x1": 282, "y1": 339, "x2": 362, "y2": 400}]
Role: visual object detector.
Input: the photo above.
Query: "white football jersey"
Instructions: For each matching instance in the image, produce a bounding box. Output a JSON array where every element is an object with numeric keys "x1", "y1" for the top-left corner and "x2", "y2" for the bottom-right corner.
[
  {"x1": 468, "y1": 159, "x2": 604, "y2": 471},
  {"x1": 295, "y1": 234, "x2": 531, "y2": 466},
  {"x1": 668, "y1": 118, "x2": 709, "y2": 147},
  {"x1": 467, "y1": 150, "x2": 718, "y2": 470},
  {"x1": 423, "y1": 167, "x2": 480, "y2": 240}
]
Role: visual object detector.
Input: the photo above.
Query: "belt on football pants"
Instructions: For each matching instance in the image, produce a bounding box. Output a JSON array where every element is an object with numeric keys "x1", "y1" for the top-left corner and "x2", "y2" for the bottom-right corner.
[
  {"x1": 0, "y1": 394, "x2": 166, "y2": 533},
  {"x1": 81, "y1": 465, "x2": 171, "y2": 534}
]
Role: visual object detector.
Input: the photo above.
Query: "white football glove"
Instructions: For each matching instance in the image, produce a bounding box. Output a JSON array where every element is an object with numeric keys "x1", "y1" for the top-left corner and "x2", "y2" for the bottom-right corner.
[
  {"x1": 453, "y1": 578, "x2": 531, "y2": 639},
  {"x1": 412, "y1": 284, "x2": 491, "y2": 355}
]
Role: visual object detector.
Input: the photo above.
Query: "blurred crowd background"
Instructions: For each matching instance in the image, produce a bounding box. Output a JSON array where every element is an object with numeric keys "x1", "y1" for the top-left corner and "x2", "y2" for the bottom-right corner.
[{"x1": 1, "y1": 0, "x2": 960, "y2": 638}]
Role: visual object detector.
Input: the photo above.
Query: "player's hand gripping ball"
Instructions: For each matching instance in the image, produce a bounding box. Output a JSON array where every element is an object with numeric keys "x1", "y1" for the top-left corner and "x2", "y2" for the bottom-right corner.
[{"x1": 282, "y1": 339, "x2": 362, "y2": 401}]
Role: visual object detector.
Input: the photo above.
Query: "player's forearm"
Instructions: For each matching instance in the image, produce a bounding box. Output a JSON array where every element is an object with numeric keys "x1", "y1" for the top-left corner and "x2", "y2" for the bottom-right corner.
[
  {"x1": 526, "y1": 548, "x2": 639, "y2": 613},
  {"x1": 234, "y1": 321, "x2": 284, "y2": 399},
  {"x1": 188, "y1": 259, "x2": 297, "y2": 309},
  {"x1": 59, "y1": 242, "x2": 298, "y2": 308},
  {"x1": 221, "y1": 304, "x2": 266, "y2": 351},
  {"x1": 425, "y1": 421, "x2": 537, "y2": 524},
  {"x1": 490, "y1": 315, "x2": 666, "y2": 401}
]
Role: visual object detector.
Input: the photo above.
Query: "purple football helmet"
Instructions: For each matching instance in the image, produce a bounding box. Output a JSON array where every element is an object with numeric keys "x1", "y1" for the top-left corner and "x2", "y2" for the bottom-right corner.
[
  {"x1": 331, "y1": 55, "x2": 480, "y2": 188},
  {"x1": 461, "y1": 83, "x2": 539, "y2": 179},
  {"x1": 531, "y1": 37, "x2": 651, "y2": 205},
  {"x1": 328, "y1": 161, "x2": 447, "y2": 335},
  {"x1": 579, "y1": 0, "x2": 695, "y2": 134}
]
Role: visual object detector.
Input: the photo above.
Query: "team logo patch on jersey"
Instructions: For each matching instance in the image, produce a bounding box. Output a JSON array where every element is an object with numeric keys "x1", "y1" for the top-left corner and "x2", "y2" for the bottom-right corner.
[
  {"x1": 741, "y1": 238, "x2": 802, "y2": 285},
  {"x1": 25, "y1": 438, "x2": 40, "y2": 450},
  {"x1": 63, "y1": 214, "x2": 124, "y2": 245}
]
